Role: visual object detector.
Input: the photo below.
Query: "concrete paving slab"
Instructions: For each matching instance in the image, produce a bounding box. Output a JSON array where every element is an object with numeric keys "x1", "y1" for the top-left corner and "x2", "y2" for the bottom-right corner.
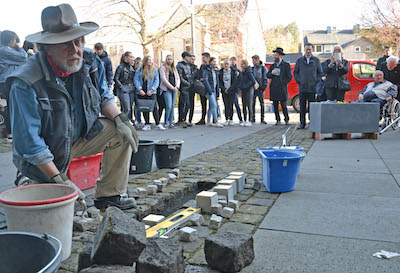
[
  {"x1": 306, "y1": 140, "x2": 380, "y2": 159},
  {"x1": 296, "y1": 169, "x2": 400, "y2": 197},
  {"x1": 259, "y1": 191, "x2": 400, "y2": 243},
  {"x1": 382, "y1": 159, "x2": 400, "y2": 174},
  {"x1": 241, "y1": 230, "x2": 400, "y2": 273},
  {"x1": 300, "y1": 156, "x2": 389, "y2": 174}
]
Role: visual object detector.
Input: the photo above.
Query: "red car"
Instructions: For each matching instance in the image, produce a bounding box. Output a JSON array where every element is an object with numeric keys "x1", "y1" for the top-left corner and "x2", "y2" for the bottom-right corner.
[{"x1": 265, "y1": 60, "x2": 376, "y2": 112}]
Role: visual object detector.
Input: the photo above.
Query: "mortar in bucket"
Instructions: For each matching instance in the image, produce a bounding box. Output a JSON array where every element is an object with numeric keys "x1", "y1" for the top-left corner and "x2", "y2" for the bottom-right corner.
[
  {"x1": 0, "y1": 232, "x2": 62, "y2": 273},
  {"x1": 257, "y1": 149, "x2": 306, "y2": 193},
  {"x1": 0, "y1": 184, "x2": 78, "y2": 261}
]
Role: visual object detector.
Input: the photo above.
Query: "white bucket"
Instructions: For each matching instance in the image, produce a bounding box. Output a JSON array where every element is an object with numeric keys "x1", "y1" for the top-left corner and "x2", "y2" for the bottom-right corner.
[{"x1": 0, "y1": 184, "x2": 78, "y2": 261}]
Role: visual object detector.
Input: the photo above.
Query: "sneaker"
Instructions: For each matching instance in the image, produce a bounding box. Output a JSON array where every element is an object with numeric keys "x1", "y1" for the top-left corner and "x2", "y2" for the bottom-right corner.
[
  {"x1": 142, "y1": 124, "x2": 151, "y2": 131},
  {"x1": 196, "y1": 120, "x2": 206, "y2": 125},
  {"x1": 187, "y1": 122, "x2": 193, "y2": 127},
  {"x1": 169, "y1": 123, "x2": 175, "y2": 128},
  {"x1": 275, "y1": 121, "x2": 281, "y2": 125},
  {"x1": 228, "y1": 120, "x2": 234, "y2": 126},
  {"x1": 245, "y1": 121, "x2": 252, "y2": 127},
  {"x1": 6, "y1": 138, "x2": 13, "y2": 143},
  {"x1": 94, "y1": 195, "x2": 137, "y2": 210},
  {"x1": 261, "y1": 121, "x2": 267, "y2": 124},
  {"x1": 214, "y1": 122, "x2": 224, "y2": 128},
  {"x1": 285, "y1": 121, "x2": 289, "y2": 125},
  {"x1": 157, "y1": 124, "x2": 166, "y2": 131},
  {"x1": 239, "y1": 121, "x2": 245, "y2": 126},
  {"x1": 224, "y1": 121, "x2": 230, "y2": 126},
  {"x1": 206, "y1": 122, "x2": 212, "y2": 127},
  {"x1": 164, "y1": 123, "x2": 170, "y2": 129}
]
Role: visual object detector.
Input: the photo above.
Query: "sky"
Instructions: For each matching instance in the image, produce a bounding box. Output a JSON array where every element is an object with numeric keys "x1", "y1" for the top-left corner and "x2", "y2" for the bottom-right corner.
[{"x1": 1, "y1": 0, "x2": 366, "y2": 42}]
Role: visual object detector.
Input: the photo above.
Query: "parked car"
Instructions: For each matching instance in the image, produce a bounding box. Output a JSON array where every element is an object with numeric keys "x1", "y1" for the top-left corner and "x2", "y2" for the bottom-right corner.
[{"x1": 264, "y1": 60, "x2": 376, "y2": 112}]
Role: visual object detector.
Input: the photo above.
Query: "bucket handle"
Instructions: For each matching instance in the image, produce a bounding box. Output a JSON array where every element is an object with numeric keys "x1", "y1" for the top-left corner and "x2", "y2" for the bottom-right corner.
[{"x1": 38, "y1": 233, "x2": 62, "y2": 273}]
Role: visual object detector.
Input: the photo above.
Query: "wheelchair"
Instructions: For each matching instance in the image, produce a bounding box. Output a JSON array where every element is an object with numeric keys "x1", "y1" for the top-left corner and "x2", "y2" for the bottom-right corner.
[{"x1": 381, "y1": 98, "x2": 400, "y2": 131}]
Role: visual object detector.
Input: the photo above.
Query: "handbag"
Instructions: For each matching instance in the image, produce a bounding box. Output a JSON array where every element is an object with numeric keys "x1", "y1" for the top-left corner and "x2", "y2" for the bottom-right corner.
[
  {"x1": 136, "y1": 98, "x2": 156, "y2": 112},
  {"x1": 338, "y1": 76, "x2": 351, "y2": 92},
  {"x1": 192, "y1": 81, "x2": 206, "y2": 97}
]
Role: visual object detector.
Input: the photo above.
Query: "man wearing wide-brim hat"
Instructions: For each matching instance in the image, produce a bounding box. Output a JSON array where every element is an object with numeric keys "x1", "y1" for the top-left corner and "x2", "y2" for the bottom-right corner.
[
  {"x1": 7, "y1": 4, "x2": 139, "y2": 210},
  {"x1": 267, "y1": 47, "x2": 293, "y2": 125}
]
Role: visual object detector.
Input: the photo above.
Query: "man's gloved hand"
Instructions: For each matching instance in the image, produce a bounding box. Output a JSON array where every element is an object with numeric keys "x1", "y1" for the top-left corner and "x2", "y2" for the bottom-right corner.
[
  {"x1": 50, "y1": 173, "x2": 86, "y2": 200},
  {"x1": 115, "y1": 113, "x2": 139, "y2": 153}
]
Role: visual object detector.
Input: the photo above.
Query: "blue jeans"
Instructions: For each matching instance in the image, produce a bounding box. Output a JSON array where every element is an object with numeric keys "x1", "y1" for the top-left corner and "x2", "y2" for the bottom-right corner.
[
  {"x1": 134, "y1": 94, "x2": 142, "y2": 123},
  {"x1": 363, "y1": 91, "x2": 387, "y2": 111},
  {"x1": 163, "y1": 89, "x2": 177, "y2": 125},
  {"x1": 234, "y1": 92, "x2": 243, "y2": 121},
  {"x1": 206, "y1": 92, "x2": 218, "y2": 123},
  {"x1": 118, "y1": 91, "x2": 135, "y2": 120}
]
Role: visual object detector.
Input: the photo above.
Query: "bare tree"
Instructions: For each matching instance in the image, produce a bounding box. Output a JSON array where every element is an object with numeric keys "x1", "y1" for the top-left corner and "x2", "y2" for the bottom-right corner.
[
  {"x1": 361, "y1": 0, "x2": 400, "y2": 54},
  {"x1": 89, "y1": 0, "x2": 206, "y2": 56}
]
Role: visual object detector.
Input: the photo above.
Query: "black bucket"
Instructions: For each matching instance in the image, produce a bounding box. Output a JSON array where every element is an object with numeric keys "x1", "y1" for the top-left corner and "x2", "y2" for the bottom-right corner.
[
  {"x1": 154, "y1": 140, "x2": 184, "y2": 169},
  {"x1": 130, "y1": 140, "x2": 155, "y2": 174},
  {"x1": 0, "y1": 232, "x2": 62, "y2": 273}
]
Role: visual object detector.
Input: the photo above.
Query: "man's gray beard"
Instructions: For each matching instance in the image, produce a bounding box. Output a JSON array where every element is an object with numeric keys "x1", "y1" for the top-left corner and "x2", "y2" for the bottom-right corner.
[{"x1": 53, "y1": 54, "x2": 83, "y2": 73}]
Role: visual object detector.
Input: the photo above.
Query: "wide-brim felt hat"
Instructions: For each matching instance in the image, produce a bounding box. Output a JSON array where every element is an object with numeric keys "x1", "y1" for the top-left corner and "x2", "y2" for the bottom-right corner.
[
  {"x1": 273, "y1": 47, "x2": 286, "y2": 55},
  {"x1": 26, "y1": 4, "x2": 99, "y2": 44}
]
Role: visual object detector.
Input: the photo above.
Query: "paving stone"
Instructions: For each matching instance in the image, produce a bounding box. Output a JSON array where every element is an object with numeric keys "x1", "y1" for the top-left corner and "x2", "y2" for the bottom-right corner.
[
  {"x1": 168, "y1": 173, "x2": 178, "y2": 181},
  {"x1": 218, "y1": 200, "x2": 227, "y2": 207},
  {"x1": 142, "y1": 214, "x2": 165, "y2": 226},
  {"x1": 205, "y1": 232, "x2": 254, "y2": 273},
  {"x1": 253, "y1": 191, "x2": 279, "y2": 200},
  {"x1": 146, "y1": 185, "x2": 158, "y2": 195},
  {"x1": 239, "y1": 204, "x2": 269, "y2": 215},
  {"x1": 160, "y1": 177, "x2": 169, "y2": 185},
  {"x1": 171, "y1": 169, "x2": 180, "y2": 177},
  {"x1": 208, "y1": 214, "x2": 223, "y2": 230},
  {"x1": 230, "y1": 213, "x2": 264, "y2": 225},
  {"x1": 78, "y1": 245, "x2": 93, "y2": 273},
  {"x1": 190, "y1": 213, "x2": 205, "y2": 226},
  {"x1": 234, "y1": 194, "x2": 251, "y2": 202},
  {"x1": 183, "y1": 199, "x2": 197, "y2": 208},
  {"x1": 219, "y1": 222, "x2": 256, "y2": 234},
  {"x1": 253, "y1": 179, "x2": 262, "y2": 190},
  {"x1": 137, "y1": 187, "x2": 147, "y2": 198},
  {"x1": 214, "y1": 185, "x2": 234, "y2": 201},
  {"x1": 136, "y1": 239, "x2": 184, "y2": 273},
  {"x1": 228, "y1": 200, "x2": 240, "y2": 211},
  {"x1": 153, "y1": 180, "x2": 164, "y2": 192},
  {"x1": 80, "y1": 265, "x2": 135, "y2": 272},
  {"x1": 211, "y1": 204, "x2": 222, "y2": 215},
  {"x1": 221, "y1": 207, "x2": 235, "y2": 218},
  {"x1": 246, "y1": 198, "x2": 274, "y2": 207},
  {"x1": 73, "y1": 216, "x2": 101, "y2": 232},
  {"x1": 196, "y1": 191, "x2": 218, "y2": 213},
  {"x1": 193, "y1": 226, "x2": 214, "y2": 238},
  {"x1": 91, "y1": 207, "x2": 147, "y2": 266},
  {"x1": 239, "y1": 189, "x2": 254, "y2": 196},
  {"x1": 130, "y1": 188, "x2": 139, "y2": 198},
  {"x1": 179, "y1": 227, "x2": 199, "y2": 242}
]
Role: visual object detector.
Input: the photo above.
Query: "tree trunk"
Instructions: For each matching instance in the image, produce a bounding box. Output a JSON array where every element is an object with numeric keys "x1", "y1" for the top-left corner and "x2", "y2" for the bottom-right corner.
[{"x1": 141, "y1": 0, "x2": 148, "y2": 56}]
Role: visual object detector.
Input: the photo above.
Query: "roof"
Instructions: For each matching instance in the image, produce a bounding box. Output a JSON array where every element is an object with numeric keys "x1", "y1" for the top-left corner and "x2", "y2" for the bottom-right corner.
[
  {"x1": 265, "y1": 53, "x2": 303, "y2": 64},
  {"x1": 303, "y1": 29, "x2": 360, "y2": 48}
]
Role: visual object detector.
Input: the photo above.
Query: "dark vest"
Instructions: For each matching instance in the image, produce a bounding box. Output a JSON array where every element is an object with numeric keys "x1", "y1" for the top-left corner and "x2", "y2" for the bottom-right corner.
[{"x1": 7, "y1": 50, "x2": 103, "y2": 182}]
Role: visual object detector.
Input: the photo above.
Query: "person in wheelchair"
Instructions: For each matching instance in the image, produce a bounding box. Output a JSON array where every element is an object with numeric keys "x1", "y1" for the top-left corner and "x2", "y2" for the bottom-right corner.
[{"x1": 358, "y1": 70, "x2": 398, "y2": 112}]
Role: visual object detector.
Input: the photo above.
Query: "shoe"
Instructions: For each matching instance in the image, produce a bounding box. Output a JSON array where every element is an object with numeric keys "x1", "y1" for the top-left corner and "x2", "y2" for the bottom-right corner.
[
  {"x1": 142, "y1": 124, "x2": 151, "y2": 131},
  {"x1": 169, "y1": 123, "x2": 175, "y2": 128},
  {"x1": 94, "y1": 195, "x2": 137, "y2": 210},
  {"x1": 214, "y1": 122, "x2": 224, "y2": 128},
  {"x1": 239, "y1": 121, "x2": 245, "y2": 126},
  {"x1": 157, "y1": 124, "x2": 166, "y2": 130},
  {"x1": 224, "y1": 121, "x2": 230, "y2": 126},
  {"x1": 285, "y1": 121, "x2": 289, "y2": 125},
  {"x1": 251, "y1": 119, "x2": 255, "y2": 123},
  {"x1": 228, "y1": 120, "x2": 234, "y2": 126},
  {"x1": 275, "y1": 121, "x2": 281, "y2": 125},
  {"x1": 245, "y1": 121, "x2": 252, "y2": 127},
  {"x1": 187, "y1": 122, "x2": 193, "y2": 127},
  {"x1": 261, "y1": 121, "x2": 267, "y2": 124},
  {"x1": 299, "y1": 123, "x2": 305, "y2": 129},
  {"x1": 196, "y1": 120, "x2": 206, "y2": 125},
  {"x1": 6, "y1": 138, "x2": 12, "y2": 143}
]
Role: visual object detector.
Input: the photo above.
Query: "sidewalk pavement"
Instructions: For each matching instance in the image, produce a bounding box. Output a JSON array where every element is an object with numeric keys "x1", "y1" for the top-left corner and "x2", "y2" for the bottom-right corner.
[{"x1": 243, "y1": 130, "x2": 400, "y2": 273}]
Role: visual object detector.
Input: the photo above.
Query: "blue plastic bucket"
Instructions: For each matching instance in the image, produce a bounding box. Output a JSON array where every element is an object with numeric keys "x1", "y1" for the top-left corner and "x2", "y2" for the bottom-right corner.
[
  {"x1": 264, "y1": 146, "x2": 304, "y2": 151},
  {"x1": 257, "y1": 149, "x2": 306, "y2": 193}
]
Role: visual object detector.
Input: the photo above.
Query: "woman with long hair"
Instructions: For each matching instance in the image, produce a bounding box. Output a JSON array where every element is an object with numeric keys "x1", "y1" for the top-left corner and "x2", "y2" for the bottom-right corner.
[
  {"x1": 114, "y1": 51, "x2": 135, "y2": 121},
  {"x1": 239, "y1": 59, "x2": 256, "y2": 126},
  {"x1": 133, "y1": 58, "x2": 143, "y2": 126},
  {"x1": 159, "y1": 55, "x2": 180, "y2": 128},
  {"x1": 219, "y1": 59, "x2": 239, "y2": 125},
  {"x1": 0, "y1": 30, "x2": 27, "y2": 142},
  {"x1": 134, "y1": 55, "x2": 165, "y2": 130},
  {"x1": 202, "y1": 57, "x2": 223, "y2": 127},
  {"x1": 322, "y1": 45, "x2": 350, "y2": 101}
]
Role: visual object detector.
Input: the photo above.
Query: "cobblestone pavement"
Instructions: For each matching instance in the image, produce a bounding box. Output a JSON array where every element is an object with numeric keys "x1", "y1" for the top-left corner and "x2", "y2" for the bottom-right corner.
[{"x1": 56, "y1": 125, "x2": 313, "y2": 272}]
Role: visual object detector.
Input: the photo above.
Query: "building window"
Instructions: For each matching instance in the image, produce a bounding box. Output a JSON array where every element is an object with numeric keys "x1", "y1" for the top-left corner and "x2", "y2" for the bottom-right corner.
[
  {"x1": 365, "y1": 47, "x2": 371, "y2": 52},
  {"x1": 324, "y1": 45, "x2": 333, "y2": 53},
  {"x1": 220, "y1": 29, "x2": 229, "y2": 39},
  {"x1": 315, "y1": 45, "x2": 323, "y2": 53},
  {"x1": 354, "y1": 46, "x2": 361, "y2": 53}
]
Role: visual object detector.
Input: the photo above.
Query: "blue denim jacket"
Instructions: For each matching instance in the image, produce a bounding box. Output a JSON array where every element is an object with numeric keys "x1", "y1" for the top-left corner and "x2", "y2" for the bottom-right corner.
[
  {"x1": 0, "y1": 46, "x2": 27, "y2": 83},
  {"x1": 8, "y1": 50, "x2": 114, "y2": 181},
  {"x1": 134, "y1": 66, "x2": 159, "y2": 94}
]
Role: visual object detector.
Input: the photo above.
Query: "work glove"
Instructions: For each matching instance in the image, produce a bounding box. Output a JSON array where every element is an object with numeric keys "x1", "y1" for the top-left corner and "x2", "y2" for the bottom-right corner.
[
  {"x1": 50, "y1": 173, "x2": 86, "y2": 200},
  {"x1": 115, "y1": 113, "x2": 139, "y2": 153}
]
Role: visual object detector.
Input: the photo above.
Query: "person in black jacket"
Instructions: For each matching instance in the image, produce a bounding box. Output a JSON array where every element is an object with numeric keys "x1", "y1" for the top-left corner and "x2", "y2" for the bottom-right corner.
[
  {"x1": 376, "y1": 46, "x2": 392, "y2": 70},
  {"x1": 293, "y1": 43, "x2": 323, "y2": 129},
  {"x1": 251, "y1": 55, "x2": 268, "y2": 124},
  {"x1": 196, "y1": 52, "x2": 211, "y2": 125},
  {"x1": 188, "y1": 55, "x2": 198, "y2": 125},
  {"x1": 230, "y1": 56, "x2": 243, "y2": 124},
  {"x1": 219, "y1": 59, "x2": 240, "y2": 125},
  {"x1": 176, "y1": 51, "x2": 193, "y2": 127},
  {"x1": 239, "y1": 59, "x2": 256, "y2": 126},
  {"x1": 322, "y1": 45, "x2": 349, "y2": 101},
  {"x1": 114, "y1": 52, "x2": 135, "y2": 121},
  {"x1": 267, "y1": 47, "x2": 292, "y2": 125},
  {"x1": 381, "y1": 56, "x2": 400, "y2": 100},
  {"x1": 94, "y1": 42, "x2": 113, "y2": 90}
]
